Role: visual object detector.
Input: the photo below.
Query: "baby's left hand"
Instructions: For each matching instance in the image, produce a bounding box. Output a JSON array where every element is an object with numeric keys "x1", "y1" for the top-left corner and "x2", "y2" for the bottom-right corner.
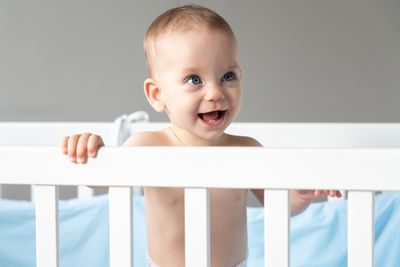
[
  {"x1": 296, "y1": 190, "x2": 342, "y2": 202},
  {"x1": 290, "y1": 190, "x2": 342, "y2": 216}
]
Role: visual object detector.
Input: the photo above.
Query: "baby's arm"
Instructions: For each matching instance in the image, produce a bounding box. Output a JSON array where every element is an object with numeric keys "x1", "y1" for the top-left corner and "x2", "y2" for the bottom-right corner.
[
  {"x1": 289, "y1": 190, "x2": 342, "y2": 216},
  {"x1": 252, "y1": 187, "x2": 341, "y2": 217},
  {"x1": 252, "y1": 187, "x2": 342, "y2": 217},
  {"x1": 241, "y1": 136, "x2": 342, "y2": 216}
]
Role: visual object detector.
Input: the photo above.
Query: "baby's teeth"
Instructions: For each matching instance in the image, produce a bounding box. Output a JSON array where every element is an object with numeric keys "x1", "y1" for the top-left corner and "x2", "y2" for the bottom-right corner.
[{"x1": 208, "y1": 120, "x2": 216, "y2": 123}]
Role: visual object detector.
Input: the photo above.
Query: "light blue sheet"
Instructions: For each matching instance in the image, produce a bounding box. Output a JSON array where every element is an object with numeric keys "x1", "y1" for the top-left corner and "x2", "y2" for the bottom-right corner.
[{"x1": 0, "y1": 192, "x2": 399, "y2": 267}]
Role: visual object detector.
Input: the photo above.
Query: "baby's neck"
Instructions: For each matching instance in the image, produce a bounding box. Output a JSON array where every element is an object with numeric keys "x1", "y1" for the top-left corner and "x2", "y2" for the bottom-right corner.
[{"x1": 166, "y1": 126, "x2": 227, "y2": 146}]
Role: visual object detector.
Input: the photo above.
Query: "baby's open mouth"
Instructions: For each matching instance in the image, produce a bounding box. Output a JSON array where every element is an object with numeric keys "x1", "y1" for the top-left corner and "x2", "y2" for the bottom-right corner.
[{"x1": 198, "y1": 110, "x2": 225, "y2": 123}]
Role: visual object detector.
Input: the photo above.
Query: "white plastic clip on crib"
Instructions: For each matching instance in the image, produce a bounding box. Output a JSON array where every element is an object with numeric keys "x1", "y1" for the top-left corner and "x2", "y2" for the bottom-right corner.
[{"x1": 1, "y1": 122, "x2": 400, "y2": 267}]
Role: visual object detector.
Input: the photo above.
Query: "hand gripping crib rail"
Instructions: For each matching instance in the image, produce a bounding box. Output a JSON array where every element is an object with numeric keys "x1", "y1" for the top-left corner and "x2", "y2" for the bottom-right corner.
[{"x1": 1, "y1": 122, "x2": 400, "y2": 267}]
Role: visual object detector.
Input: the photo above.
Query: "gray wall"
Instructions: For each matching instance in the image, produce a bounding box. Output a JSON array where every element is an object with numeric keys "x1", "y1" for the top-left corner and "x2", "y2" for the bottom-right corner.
[{"x1": 1, "y1": 0, "x2": 399, "y2": 123}]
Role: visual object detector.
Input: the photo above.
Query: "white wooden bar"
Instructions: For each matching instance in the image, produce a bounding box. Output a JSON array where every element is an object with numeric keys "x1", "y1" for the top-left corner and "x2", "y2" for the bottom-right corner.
[
  {"x1": 35, "y1": 185, "x2": 59, "y2": 267},
  {"x1": 185, "y1": 188, "x2": 210, "y2": 267},
  {"x1": 77, "y1": 185, "x2": 94, "y2": 199},
  {"x1": 109, "y1": 187, "x2": 133, "y2": 267},
  {"x1": 348, "y1": 191, "x2": 374, "y2": 267},
  {"x1": 264, "y1": 189, "x2": 290, "y2": 267},
  {"x1": 1, "y1": 147, "x2": 400, "y2": 191},
  {"x1": 31, "y1": 186, "x2": 35, "y2": 202}
]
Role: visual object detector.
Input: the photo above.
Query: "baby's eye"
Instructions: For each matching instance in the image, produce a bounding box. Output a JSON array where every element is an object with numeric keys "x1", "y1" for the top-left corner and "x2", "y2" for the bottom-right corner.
[
  {"x1": 187, "y1": 75, "x2": 202, "y2": 85},
  {"x1": 222, "y1": 72, "x2": 234, "y2": 81}
]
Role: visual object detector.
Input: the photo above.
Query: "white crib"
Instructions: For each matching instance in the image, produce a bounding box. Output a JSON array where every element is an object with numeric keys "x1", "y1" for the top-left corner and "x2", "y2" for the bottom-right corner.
[{"x1": 1, "y1": 122, "x2": 400, "y2": 267}]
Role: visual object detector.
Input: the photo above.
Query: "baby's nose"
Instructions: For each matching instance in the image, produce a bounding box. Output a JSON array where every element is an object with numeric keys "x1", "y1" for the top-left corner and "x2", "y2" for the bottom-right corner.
[{"x1": 204, "y1": 84, "x2": 225, "y2": 102}]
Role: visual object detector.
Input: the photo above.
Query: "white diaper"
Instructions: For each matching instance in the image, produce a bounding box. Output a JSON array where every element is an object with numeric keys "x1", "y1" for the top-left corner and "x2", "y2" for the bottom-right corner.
[
  {"x1": 146, "y1": 251, "x2": 248, "y2": 267},
  {"x1": 146, "y1": 251, "x2": 161, "y2": 267},
  {"x1": 233, "y1": 255, "x2": 248, "y2": 267}
]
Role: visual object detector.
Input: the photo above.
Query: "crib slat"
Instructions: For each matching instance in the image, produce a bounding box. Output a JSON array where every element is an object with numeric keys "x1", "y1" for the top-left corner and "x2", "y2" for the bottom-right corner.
[
  {"x1": 185, "y1": 188, "x2": 210, "y2": 267},
  {"x1": 264, "y1": 189, "x2": 289, "y2": 267},
  {"x1": 31, "y1": 185, "x2": 35, "y2": 202},
  {"x1": 35, "y1": 185, "x2": 59, "y2": 267},
  {"x1": 109, "y1": 187, "x2": 133, "y2": 267},
  {"x1": 348, "y1": 191, "x2": 374, "y2": 267},
  {"x1": 77, "y1": 185, "x2": 94, "y2": 199}
]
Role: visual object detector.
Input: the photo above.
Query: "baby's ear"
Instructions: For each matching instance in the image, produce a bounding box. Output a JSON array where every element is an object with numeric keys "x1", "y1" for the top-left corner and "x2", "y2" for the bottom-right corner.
[{"x1": 144, "y1": 78, "x2": 165, "y2": 112}]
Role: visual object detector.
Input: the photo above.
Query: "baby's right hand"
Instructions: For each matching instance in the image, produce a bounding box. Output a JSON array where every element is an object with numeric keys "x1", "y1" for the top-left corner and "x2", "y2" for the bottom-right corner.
[{"x1": 61, "y1": 133, "x2": 104, "y2": 164}]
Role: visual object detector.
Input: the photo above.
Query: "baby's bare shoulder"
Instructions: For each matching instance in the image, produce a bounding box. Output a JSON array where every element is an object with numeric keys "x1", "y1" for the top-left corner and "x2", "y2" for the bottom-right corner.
[
  {"x1": 225, "y1": 134, "x2": 263, "y2": 147},
  {"x1": 123, "y1": 130, "x2": 169, "y2": 147}
]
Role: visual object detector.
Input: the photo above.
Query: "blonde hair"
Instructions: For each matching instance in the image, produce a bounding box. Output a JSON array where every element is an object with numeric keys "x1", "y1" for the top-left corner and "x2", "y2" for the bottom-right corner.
[{"x1": 143, "y1": 4, "x2": 236, "y2": 77}]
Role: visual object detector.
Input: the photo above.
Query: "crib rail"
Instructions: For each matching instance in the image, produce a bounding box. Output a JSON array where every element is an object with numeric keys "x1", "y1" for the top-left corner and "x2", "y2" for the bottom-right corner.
[
  {"x1": 2, "y1": 122, "x2": 400, "y2": 201},
  {"x1": 1, "y1": 146, "x2": 399, "y2": 190},
  {"x1": 1, "y1": 146, "x2": 400, "y2": 267}
]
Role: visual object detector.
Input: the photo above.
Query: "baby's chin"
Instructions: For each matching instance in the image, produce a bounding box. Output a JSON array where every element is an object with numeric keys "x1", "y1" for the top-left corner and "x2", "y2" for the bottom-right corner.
[
  {"x1": 169, "y1": 118, "x2": 230, "y2": 144},
  {"x1": 195, "y1": 127, "x2": 229, "y2": 143}
]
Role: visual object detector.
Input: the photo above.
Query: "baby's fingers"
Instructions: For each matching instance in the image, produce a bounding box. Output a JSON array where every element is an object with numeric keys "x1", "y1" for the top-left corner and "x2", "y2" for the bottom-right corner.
[
  {"x1": 314, "y1": 190, "x2": 323, "y2": 198},
  {"x1": 61, "y1": 136, "x2": 69, "y2": 155},
  {"x1": 328, "y1": 190, "x2": 342, "y2": 198},
  {"x1": 67, "y1": 134, "x2": 81, "y2": 163},
  {"x1": 87, "y1": 135, "x2": 104, "y2": 158},
  {"x1": 76, "y1": 133, "x2": 91, "y2": 163}
]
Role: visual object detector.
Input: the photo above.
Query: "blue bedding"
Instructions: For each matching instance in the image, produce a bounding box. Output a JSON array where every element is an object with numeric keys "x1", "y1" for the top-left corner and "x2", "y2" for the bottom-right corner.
[{"x1": 0, "y1": 192, "x2": 399, "y2": 267}]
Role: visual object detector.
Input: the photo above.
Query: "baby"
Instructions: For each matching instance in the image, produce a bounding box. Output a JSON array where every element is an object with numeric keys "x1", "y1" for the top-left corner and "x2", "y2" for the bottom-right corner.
[{"x1": 61, "y1": 5, "x2": 341, "y2": 267}]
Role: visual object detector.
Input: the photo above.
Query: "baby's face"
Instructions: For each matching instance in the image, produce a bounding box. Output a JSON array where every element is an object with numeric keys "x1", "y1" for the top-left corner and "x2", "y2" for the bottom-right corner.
[{"x1": 152, "y1": 27, "x2": 242, "y2": 142}]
